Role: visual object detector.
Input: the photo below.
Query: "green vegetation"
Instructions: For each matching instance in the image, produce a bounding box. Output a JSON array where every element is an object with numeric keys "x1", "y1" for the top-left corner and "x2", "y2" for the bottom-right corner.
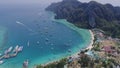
[
  {"x1": 43, "y1": 0, "x2": 120, "y2": 68},
  {"x1": 36, "y1": 58, "x2": 67, "y2": 68},
  {"x1": 78, "y1": 54, "x2": 91, "y2": 67},
  {"x1": 92, "y1": 42, "x2": 101, "y2": 51},
  {"x1": 46, "y1": 0, "x2": 120, "y2": 38}
]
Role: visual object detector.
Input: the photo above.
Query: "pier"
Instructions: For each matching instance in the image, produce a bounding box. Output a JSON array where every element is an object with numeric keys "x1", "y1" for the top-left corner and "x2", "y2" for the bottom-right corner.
[{"x1": 0, "y1": 45, "x2": 23, "y2": 64}]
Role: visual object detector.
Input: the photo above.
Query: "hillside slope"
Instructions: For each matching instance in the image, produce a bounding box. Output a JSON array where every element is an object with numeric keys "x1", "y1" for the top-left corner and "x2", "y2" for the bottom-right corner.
[{"x1": 46, "y1": 0, "x2": 120, "y2": 38}]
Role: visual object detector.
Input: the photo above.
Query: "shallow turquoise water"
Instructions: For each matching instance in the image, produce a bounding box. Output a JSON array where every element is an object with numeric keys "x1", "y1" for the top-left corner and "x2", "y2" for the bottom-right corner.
[
  {"x1": 0, "y1": 26, "x2": 7, "y2": 51},
  {"x1": 0, "y1": 4, "x2": 91, "y2": 68}
]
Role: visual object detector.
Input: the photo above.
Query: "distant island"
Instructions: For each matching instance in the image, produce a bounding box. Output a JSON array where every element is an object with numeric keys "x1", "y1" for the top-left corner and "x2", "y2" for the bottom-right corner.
[{"x1": 46, "y1": 0, "x2": 120, "y2": 38}]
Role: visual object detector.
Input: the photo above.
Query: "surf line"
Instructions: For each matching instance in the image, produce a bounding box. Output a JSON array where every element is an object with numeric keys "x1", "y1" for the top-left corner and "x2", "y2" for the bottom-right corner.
[{"x1": 16, "y1": 21, "x2": 33, "y2": 32}]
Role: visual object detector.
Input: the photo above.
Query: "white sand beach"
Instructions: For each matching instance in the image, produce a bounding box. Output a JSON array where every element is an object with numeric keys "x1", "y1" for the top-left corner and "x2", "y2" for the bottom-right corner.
[
  {"x1": 71, "y1": 30, "x2": 94, "y2": 58},
  {"x1": 86, "y1": 30, "x2": 94, "y2": 50},
  {"x1": 42, "y1": 13, "x2": 95, "y2": 66}
]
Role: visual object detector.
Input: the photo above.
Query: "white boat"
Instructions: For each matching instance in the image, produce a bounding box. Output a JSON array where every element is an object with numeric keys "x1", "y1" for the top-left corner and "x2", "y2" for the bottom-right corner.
[
  {"x1": 4, "y1": 46, "x2": 13, "y2": 54},
  {"x1": 45, "y1": 38, "x2": 49, "y2": 41},
  {"x1": 37, "y1": 41, "x2": 40, "y2": 44},
  {"x1": 13, "y1": 45, "x2": 19, "y2": 52},
  {"x1": 18, "y1": 46, "x2": 23, "y2": 52},
  {"x1": 27, "y1": 41, "x2": 30, "y2": 46},
  {"x1": 0, "y1": 60, "x2": 4, "y2": 64},
  {"x1": 15, "y1": 45, "x2": 19, "y2": 50},
  {"x1": 16, "y1": 21, "x2": 24, "y2": 25},
  {"x1": 4, "y1": 50, "x2": 8, "y2": 54},
  {"x1": 7, "y1": 46, "x2": 13, "y2": 53}
]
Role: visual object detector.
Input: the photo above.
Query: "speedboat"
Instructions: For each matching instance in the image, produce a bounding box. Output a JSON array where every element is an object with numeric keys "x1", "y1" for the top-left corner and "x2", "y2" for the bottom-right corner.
[
  {"x1": 27, "y1": 41, "x2": 30, "y2": 46},
  {"x1": 4, "y1": 46, "x2": 13, "y2": 54},
  {"x1": 7, "y1": 46, "x2": 13, "y2": 53},
  {"x1": 18, "y1": 46, "x2": 23, "y2": 52},
  {"x1": 4, "y1": 50, "x2": 8, "y2": 55},
  {"x1": 13, "y1": 45, "x2": 19, "y2": 52},
  {"x1": 45, "y1": 38, "x2": 49, "y2": 42},
  {"x1": 37, "y1": 41, "x2": 40, "y2": 44}
]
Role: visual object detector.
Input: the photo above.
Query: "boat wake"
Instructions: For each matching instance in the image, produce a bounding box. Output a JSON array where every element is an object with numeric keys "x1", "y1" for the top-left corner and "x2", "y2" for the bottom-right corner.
[{"x1": 16, "y1": 21, "x2": 33, "y2": 32}]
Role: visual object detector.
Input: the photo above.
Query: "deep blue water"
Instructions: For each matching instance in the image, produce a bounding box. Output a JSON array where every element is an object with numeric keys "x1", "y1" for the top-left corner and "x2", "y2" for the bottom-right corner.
[{"x1": 0, "y1": 4, "x2": 91, "y2": 68}]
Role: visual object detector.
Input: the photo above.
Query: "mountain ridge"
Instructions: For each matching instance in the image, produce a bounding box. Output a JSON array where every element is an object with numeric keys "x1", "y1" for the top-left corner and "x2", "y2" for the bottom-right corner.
[{"x1": 46, "y1": 0, "x2": 120, "y2": 38}]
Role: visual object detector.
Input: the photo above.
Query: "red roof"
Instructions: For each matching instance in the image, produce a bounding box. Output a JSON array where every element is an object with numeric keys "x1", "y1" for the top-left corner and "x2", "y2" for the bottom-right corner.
[{"x1": 103, "y1": 46, "x2": 112, "y2": 53}]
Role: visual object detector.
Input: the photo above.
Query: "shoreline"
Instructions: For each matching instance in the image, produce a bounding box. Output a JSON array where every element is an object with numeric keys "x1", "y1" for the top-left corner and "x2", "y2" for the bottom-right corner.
[
  {"x1": 69, "y1": 30, "x2": 94, "y2": 58},
  {"x1": 41, "y1": 12, "x2": 95, "y2": 66},
  {"x1": 86, "y1": 30, "x2": 94, "y2": 50},
  {"x1": 42, "y1": 30, "x2": 94, "y2": 66}
]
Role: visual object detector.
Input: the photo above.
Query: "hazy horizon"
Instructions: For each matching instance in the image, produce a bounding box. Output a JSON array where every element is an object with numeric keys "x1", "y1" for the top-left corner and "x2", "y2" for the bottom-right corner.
[{"x1": 0, "y1": 0, "x2": 120, "y2": 6}]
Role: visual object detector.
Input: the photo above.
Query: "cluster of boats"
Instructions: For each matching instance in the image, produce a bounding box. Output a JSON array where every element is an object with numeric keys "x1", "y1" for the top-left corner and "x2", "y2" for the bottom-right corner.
[{"x1": 0, "y1": 45, "x2": 23, "y2": 64}]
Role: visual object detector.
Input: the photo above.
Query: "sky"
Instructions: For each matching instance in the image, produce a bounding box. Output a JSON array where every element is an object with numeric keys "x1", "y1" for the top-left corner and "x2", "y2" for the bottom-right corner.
[{"x1": 0, "y1": 0, "x2": 120, "y2": 6}]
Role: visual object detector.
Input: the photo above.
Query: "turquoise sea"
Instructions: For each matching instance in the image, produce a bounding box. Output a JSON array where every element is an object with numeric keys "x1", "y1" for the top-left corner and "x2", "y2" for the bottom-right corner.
[{"x1": 0, "y1": 4, "x2": 91, "y2": 68}]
